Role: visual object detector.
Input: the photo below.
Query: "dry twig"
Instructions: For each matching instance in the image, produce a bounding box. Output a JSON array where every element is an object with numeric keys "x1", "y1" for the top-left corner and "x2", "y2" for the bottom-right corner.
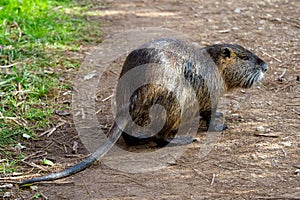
[
  {"x1": 0, "y1": 174, "x2": 37, "y2": 180},
  {"x1": 0, "y1": 62, "x2": 20, "y2": 68},
  {"x1": 72, "y1": 141, "x2": 79, "y2": 154},
  {"x1": 12, "y1": 21, "x2": 22, "y2": 40},
  {"x1": 281, "y1": 147, "x2": 287, "y2": 157},
  {"x1": 22, "y1": 150, "x2": 46, "y2": 161},
  {"x1": 0, "y1": 116, "x2": 27, "y2": 127},
  {"x1": 278, "y1": 68, "x2": 287, "y2": 82},
  {"x1": 38, "y1": 192, "x2": 48, "y2": 200},
  {"x1": 101, "y1": 94, "x2": 113, "y2": 102},
  {"x1": 21, "y1": 160, "x2": 48, "y2": 172},
  {"x1": 210, "y1": 173, "x2": 216, "y2": 186},
  {"x1": 254, "y1": 132, "x2": 280, "y2": 138},
  {"x1": 0, "y1": 183, "x2": 13, "y2": 189},
  {"x1": 39, "y1": 121, "x2": 66, "y2": 137},
  {"x1": 261, "y1": 51, "x2": 283, "y2": 63}
]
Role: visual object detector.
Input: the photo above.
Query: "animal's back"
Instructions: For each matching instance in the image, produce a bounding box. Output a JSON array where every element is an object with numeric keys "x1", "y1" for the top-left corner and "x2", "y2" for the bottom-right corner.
[{"x1": 117, "y1": 38, "x2": 224, "y2": 146}]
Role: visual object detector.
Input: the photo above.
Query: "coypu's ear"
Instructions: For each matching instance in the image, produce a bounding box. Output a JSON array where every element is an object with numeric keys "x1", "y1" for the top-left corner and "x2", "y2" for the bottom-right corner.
[{"x1": 221, "y1": 47, "x2": 231, "y2": 59}]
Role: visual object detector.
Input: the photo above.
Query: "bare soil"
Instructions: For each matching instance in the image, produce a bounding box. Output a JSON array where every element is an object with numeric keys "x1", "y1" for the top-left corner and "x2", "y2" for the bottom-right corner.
[{"x1": 6, "y1": 0, "x2": 300, "y2": 199}]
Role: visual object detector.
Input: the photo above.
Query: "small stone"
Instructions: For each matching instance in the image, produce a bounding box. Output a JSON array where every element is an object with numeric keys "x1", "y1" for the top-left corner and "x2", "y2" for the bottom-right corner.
[
  {"x1": 30, "y1": 185, "x2": 38, "y2": 191},
  {"x1": 63, "y1": 90, "x2": 72, "y2": 95},
  {"x1": 15, "y1": 143, "x2": 26, "y2": 150},
  {"x1": 281, "y1": 141, "x2": 292, "y2": 147},
  {"x1": 72, "y1": 141, "x2": 79, "y2": 154},
  {"x1": 3, "y1": 192, "x2": 12, "y2": 198},
  {"x1": 232, "y1": 113, "x2": 239, "y2": 117},
  {"x1": 256, "y1": 126, "x2": 265, "y2": 133},
  {"x1": 22, "y1": 133, "x2": 31, "y2": 139},
  {"x1": 251, "y1": 153, "x2": 258, "y2": 160},
  {"x1": 234, "y1": 8, "x2": 241, "y2": 13},
  {"x1": 55, "y1": 110, "x2": 71, "y2": 116},
  {"x1": 232, "y1": 104, "x2": 240, "y2": 112},
  {"x1": 83, "y1": 72, "x2": 96, "y2": 80}
]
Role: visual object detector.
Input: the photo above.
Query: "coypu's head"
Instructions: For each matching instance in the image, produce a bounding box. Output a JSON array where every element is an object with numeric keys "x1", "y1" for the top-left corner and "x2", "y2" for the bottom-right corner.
[{"x1": 205, "y1": 44, "x2": 268, "y2": 90}]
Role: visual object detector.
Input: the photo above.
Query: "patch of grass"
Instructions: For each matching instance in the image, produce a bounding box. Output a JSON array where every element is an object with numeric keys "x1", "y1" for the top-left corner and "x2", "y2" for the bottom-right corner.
[
  {"x1": 0, "y1": 0, "x2": 102, "y2": 174},
  {"x1": 0, "y1": 158, "x2": 20, "y2": 174}
]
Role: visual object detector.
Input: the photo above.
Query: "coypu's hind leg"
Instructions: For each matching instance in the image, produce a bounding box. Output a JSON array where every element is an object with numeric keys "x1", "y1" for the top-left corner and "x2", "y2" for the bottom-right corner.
[{"x1": 123, "y1": 83, "x2": 195, "y2": 147}]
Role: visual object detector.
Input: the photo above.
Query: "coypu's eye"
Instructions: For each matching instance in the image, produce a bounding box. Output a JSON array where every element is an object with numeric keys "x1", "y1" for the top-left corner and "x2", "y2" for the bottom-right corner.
[{"x1": 241, "y1": 55, "x2": 249, "y2": 60}]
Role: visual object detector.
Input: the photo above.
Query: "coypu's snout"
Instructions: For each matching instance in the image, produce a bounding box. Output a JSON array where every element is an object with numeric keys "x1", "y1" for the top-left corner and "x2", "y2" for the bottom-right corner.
[
  {"x1": 257, "y1": 62, "x2": 268, "y2": 82},
  {"x1": 256, "y1": 57, "x2": 268, "y2": 73},
  {"x1": 261, "y1": 63, "x2": 268, "y2": 73}
]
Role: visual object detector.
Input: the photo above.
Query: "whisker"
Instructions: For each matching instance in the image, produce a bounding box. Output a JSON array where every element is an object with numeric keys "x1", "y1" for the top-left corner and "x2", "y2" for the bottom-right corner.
[
  {"x1": 246, "y1": 70, "x2": 262, "y2": 88},
  {"x1": 245, "y1": 72, "x2": 254, "y2": 88},
  {"x1": 257, "y1": 70, "x2": 264, "y2": 81},
  {"x1": 250, "y1": 74, "x2": 257, "y2": 86}
]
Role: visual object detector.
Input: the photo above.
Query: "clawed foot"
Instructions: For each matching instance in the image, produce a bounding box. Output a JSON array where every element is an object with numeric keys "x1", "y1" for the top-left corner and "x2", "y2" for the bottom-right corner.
[
  {"x1": 203, "y1": 111, "x2": 228, "y2": 132},
  {"x1": 207, "y1": 124, "x2": 228, "y2": 132}
]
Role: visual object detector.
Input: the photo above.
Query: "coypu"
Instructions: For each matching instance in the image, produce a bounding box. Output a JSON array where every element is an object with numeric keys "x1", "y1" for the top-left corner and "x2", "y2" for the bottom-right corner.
[{"x1": 20, "y1": 38, "x2": 267, "y2": 185}]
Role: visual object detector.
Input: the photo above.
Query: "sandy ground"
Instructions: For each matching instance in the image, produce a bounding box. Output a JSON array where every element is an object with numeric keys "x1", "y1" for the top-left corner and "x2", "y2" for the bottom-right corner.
[{"x1": 5, "y1": 0, "x2": 299, "y2": 199}]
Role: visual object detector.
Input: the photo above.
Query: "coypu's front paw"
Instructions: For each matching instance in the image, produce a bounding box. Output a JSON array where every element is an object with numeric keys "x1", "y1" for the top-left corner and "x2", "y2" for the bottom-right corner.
[
  {"x1": 208, "y1": 124, "x2": 228, "y2": 132},
  {"x1": 206, "y1": 111, "x2": 228, "y2": 131}
]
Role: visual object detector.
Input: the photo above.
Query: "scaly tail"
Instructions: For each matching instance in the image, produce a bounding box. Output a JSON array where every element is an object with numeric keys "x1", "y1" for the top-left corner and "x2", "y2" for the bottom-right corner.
[{"x1": 20, "y1": 121, "x2": 124, "y2": 186}]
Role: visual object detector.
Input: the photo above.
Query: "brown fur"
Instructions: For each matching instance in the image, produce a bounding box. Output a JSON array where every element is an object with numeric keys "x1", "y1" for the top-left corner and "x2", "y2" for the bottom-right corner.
[{"x1": 117, "y1": 39, "x2": 268, "y2": 146}]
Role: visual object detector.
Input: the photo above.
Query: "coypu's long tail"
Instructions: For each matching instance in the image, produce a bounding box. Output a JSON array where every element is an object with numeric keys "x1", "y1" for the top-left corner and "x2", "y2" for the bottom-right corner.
[{"x1": 20, "y1": 122, "x2": 123, "y2": 186}]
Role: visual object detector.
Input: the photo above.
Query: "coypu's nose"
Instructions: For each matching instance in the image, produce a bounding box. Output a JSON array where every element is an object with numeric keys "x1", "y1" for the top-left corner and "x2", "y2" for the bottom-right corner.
[{"x1": 261, "y1": 63, "x2": 268, "y2": 73}]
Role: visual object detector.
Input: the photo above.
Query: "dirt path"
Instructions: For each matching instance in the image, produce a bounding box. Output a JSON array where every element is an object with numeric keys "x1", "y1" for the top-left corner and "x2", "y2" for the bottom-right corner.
[{"x1": 18, "y1": 0, "x2": 299, "y2": 199}]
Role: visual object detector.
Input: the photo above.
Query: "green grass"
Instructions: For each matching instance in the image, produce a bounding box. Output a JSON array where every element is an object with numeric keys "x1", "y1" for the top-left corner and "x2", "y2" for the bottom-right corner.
[{"x1": 0, "y1": 0, "x2": 101, "y2": 174}]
